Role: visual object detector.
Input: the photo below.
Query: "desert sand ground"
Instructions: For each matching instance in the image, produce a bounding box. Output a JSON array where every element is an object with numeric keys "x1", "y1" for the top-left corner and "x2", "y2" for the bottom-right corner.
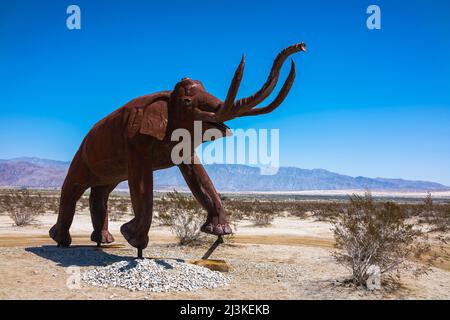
[{"x1": 0, "y1": 212, "x2": 449, "y2": 300}]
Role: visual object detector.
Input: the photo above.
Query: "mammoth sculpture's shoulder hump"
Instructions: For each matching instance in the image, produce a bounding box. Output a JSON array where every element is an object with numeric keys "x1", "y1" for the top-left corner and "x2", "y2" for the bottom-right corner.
[{"x1": 121, "y1": 91, "x2": 171, "y2": 112}]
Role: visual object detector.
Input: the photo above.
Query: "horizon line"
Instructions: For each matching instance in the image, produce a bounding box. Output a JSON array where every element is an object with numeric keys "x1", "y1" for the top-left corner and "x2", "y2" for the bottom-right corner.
[{"x1": 1, "y1": 156, "x2": 449, "y2": 188}]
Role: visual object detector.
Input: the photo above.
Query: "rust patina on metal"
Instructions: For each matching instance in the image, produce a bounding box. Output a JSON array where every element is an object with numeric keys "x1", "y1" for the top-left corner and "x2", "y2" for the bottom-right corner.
[{"x1": 49, "y1": 43, "x2": 306, "y2": 258}]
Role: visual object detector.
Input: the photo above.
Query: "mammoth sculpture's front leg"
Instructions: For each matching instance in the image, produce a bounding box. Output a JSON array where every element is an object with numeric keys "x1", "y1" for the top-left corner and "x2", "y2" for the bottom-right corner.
[
  {"x1": 120, "y1": 142, "x2": 154, "y2": 250},
  {"x1": 179, "y1": 155, "x2": 232, "y2": 236}
]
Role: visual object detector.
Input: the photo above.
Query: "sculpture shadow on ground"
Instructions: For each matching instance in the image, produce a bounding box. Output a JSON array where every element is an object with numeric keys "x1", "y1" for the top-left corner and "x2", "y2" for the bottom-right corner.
[
  {"x1": 25, "y1": 245, "x2": 133, "y2": 267},
  {"x1": 154, "y1": 259, "x2": 174, "y2": 269}
]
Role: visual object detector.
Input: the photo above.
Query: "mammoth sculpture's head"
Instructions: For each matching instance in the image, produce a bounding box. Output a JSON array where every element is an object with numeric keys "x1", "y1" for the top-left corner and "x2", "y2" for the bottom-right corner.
[
  {"x1": 169, "y1": 77, "x2": 231, "y2": 136},
  {"x1": 168, "y1": 42, "x2": 307, "y2": 139}
]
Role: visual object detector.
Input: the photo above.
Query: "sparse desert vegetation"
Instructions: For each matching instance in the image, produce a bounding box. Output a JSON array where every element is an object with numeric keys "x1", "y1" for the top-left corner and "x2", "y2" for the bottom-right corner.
[
  {"x1": 331, "y1": 192, "x2": 433, "y2": 289},
  {"x1": 0, "y1": 188, "x2": 449, "y2": 298},
  {"x1": 2, "y1": 188, "x2": 448, "y2": 232},
  {"x1": 158, "y1": 191, "x2": 206, "y2": 245},
  {"x1": 108, "y1": 196, "x2": 130, "y2": 222},
  {"x1": 0, "y1": 189, "x2": 47, "y2": 226}
]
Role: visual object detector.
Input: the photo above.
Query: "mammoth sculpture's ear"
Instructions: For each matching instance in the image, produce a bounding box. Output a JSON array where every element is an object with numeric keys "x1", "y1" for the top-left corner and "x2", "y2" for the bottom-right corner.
[
  {"x1": 127, "y1": 100, "x2": 168, "y2": 140},
  {"x1": 140, "y1": 101, "x2": 168, "y2": 140}
]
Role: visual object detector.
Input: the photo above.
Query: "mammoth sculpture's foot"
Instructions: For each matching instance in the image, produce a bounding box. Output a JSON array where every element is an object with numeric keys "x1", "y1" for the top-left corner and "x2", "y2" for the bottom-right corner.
[
  {"x1": 90, "y1": 230, "x2": 115, "y2": 245},
  {"x1": 201, "y1": 222, "x2": 233, "y2": 236},
  {"x1": 49, "y1": 224, "x2": 72, "y2": 247},
  {"x1": 120, "y1": 221, "x2": 149, "y2": 249}
]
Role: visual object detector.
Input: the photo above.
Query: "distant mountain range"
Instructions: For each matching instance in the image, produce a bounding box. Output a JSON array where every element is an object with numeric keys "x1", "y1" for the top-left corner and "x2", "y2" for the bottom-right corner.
[{"x1": 0, "y1": 157, "x2": 448, "y2": 192}]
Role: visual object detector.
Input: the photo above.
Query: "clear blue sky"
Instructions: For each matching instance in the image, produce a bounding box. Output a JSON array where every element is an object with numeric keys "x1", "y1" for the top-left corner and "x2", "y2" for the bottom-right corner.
[{"x1": 1, "y1": 0, "x2": 449, "y2": 185}]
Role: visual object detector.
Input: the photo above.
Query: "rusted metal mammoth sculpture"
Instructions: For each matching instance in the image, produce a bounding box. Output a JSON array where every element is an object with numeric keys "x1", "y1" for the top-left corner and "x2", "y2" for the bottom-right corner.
[{"x1": 49, "y1": 43, "x2": 306, "y2": 253}]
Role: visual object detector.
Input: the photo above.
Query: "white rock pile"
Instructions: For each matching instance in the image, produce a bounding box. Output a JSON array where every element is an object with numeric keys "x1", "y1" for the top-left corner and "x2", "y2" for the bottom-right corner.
[{"x1": 82, "y1": 259, "x2": 229, "y2": 292}]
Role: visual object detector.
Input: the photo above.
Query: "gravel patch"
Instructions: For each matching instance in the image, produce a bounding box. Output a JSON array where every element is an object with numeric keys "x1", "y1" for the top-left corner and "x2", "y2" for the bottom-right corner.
[{"x1": 82, "y1": 258, "x2": 229, "y2": 292}]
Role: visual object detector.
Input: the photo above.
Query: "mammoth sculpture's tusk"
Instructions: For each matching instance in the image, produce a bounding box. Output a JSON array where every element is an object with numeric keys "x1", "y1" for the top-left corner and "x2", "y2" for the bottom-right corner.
[
  {"x1": 225, "y1": 55, "x2": 245, "y2": 107},
  {"x1": 212, "y1": 42, "x2": 305, "y2": 122},
  {"x1": 231, "y1": 42, "x2": 306, "y2": 114},
  {"x1": 216, "y1": 55, "x2": 245, "y2": 120},
  {"x1": 239, "y1": 59, "x2": 296, "y2": 117}
]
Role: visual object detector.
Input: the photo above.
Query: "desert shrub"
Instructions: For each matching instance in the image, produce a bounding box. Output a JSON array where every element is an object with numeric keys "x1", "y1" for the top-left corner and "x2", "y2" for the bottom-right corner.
[
  {"x1": 4, "y1": 189, "x2": 46, "y2": 226},
  {"x1": 225, "y1": 207, "x2": 244, "y2": 227},
  {"x1": 417, "y1": 193, "x2": 450, "y2": 232},
  {"x1": 160, "y1": 191, "x2": 206, "y2": 245},
  {"x1": 76, "y1": 196, "x2": 89, "y2": 212},
  {"x1": 0, "y1": 190, "x2": 61, "y2": 215},
  {"x1": 250, "y1": 200, "x2": 276, "y2": 226},
  {"x1": 0, "y1": 192, "x2": 11, "y2": 214},
  {"x1": 252, "y1": 211, "x2": 273, "y2": 226},
  {"x1": 281, "y1": 200, "x2": 343, "y2": 221},
  {"x1": 46, "y1": 196, "x2": 60, "y2": 214},
  {"x1": 109, "y1": 197, "x2": 129, "y2": 222},
  {"x1": 171, "y1": 212, "x2": 206, "y2": 245},
  {"x1": 157, "y1": 192, "x2": 181, "y2": 226},
  {"x1": 221, "y1": 199, "x2": 280, "y2": 226},
  {"x1": 311, "y1": 201, "x2": 343, "y2": 222},
  {"x1": 284, "y1": 201, "x2": 309, "y2": 218},
  {"x1": 332, "y1": 192, "x2": 431, "y2": 289},
  {"x1": 224, "y1": 200, "x2": 253, "y2": 221}
]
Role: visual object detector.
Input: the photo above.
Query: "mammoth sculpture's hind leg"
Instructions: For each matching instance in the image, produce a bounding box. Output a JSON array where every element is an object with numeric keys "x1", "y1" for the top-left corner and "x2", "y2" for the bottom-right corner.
[
  {"x1": 179, "y1": 155, "x2": 232, "y2": 236},
  {"x1": 120, "y1": 142, "x2": 154, "y2": 250},
  {"x1": 49, "y1": 151, "x2": 91, "y2": 247},
  {"x1": 89, "y1": 184, "x2": 118, "y2": 246}
]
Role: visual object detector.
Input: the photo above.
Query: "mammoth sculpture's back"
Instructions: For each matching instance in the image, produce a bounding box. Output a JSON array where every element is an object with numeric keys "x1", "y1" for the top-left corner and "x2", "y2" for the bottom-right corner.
[{"x1": 49, "y1": 43, "x2": 306, "y2": 250}]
